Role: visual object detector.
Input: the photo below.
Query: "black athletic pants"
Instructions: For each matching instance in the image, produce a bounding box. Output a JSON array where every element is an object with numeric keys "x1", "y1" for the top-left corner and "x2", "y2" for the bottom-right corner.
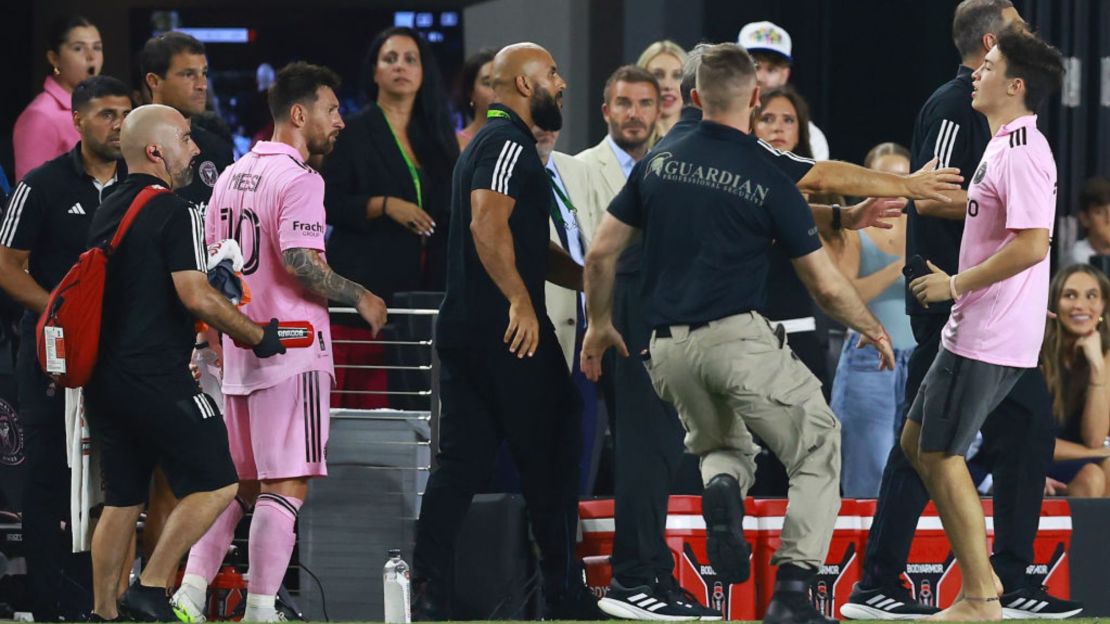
[
  {"x1": 610, "y1": 271, "x2": 686, "y2": 588},
  {"x1": 861, "y1": 313, "x2": 1054, "y2": 593},
  {"x1": 414, "y1": 328, "x2": 581, "y2": 611}
]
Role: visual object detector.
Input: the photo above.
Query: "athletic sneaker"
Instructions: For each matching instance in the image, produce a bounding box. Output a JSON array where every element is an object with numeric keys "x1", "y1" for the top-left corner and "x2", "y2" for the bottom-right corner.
[
  {"x1": 656, "y1": 576, "x2": 723, "y2": 621},
  {"x1": 170, "y1": 585, "x2": 207, "y2": 623},
  {"x1": 599, "y1": 580, "x2": 702, "y2": 621},
  {"x1": 701, "y1": 474, "x2": 751, "y2": 584},
  {"x1": 764, "y1": 590, "x2": 837, "y2": 624},
  {"x1": 118, "y1": 581, "x2": 178, "y2": 622},
  {"x1": 839, "y1": 583, "x2": 939, "y2": 620},
  {"x1": 1000, "y1": 586, "x2": 1083, "y2": 620}
]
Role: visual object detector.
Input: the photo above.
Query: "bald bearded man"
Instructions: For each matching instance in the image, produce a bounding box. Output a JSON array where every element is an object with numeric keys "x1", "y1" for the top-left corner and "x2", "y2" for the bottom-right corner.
[
  {"x1": 414, "y1": 44, "x2": 600, "y2": 619},
  {"x1": 83, "y1": 104, "x2": 286, "y2": 621}
]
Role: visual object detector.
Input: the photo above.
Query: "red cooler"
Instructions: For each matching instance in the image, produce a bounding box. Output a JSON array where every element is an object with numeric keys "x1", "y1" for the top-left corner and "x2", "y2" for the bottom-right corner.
[
  {"x1": 983, "y1": 499, "x2": 1072, "y2": 599},
  {"x1": 578, "y1": 496, "x2": 758, "y2": 620},
  {"x1": 752, "y1": 499, "x2": 861, "y2": 618}
]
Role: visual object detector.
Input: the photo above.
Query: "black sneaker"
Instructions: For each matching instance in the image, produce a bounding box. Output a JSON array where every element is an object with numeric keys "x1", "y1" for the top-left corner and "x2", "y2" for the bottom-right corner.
[
  {"x1": 1000, "y1": 586, "x2": 1083, "y2": 620},
  {"x1": 701, "y1": 474, "x2": 751, "y2": 584},
  {"x1": 839, "y1": 582, "x2": 939, "y2": 620},
  {"x1": 119, "y1": 581, "x2": 177, "y2": 622},
  {"x1": 656, "y1": 576, "x2": 723, "y2": 621},
  {"x1": 598, "y1": 580, "x2": 701, "y2": 621},
  {"x1": 764, "y1": 588, "x2": 837, "y2": 624}
]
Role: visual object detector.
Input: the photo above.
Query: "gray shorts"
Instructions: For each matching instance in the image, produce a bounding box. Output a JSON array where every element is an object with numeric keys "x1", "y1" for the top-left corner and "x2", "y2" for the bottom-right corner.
[{"x1": 906, "y1": 348, "x2": 1024, "y2": 456}]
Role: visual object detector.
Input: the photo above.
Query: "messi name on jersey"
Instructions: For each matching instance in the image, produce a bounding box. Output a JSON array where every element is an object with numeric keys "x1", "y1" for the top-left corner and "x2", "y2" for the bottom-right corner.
[{"x1": 646, "y1": 151, "x2": 769, "y2": 205}]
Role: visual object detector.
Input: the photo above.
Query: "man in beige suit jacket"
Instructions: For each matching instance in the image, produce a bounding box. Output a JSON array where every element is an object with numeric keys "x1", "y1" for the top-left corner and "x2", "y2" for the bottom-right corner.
[{"x1": 575, "y1": 65, "x2": 661, "y2": 209}]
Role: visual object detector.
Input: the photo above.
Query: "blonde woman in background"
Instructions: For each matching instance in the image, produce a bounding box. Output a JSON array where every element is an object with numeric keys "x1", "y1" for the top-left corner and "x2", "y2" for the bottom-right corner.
[
  {"x1": 829, "y1": 142, "x2": 917, "y2": 498},
  {"x1": 636, "y1": 40, "x2": 686, "y2": 142}
]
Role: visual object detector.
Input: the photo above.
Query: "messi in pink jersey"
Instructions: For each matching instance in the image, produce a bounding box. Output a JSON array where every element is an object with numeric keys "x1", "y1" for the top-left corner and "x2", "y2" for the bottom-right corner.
[
  {"x1": 205, "y1": 140, "x2": 334, "y2": 394},
  {"x1": 181, "y1": 63, "x2": 387, "y2": 623},
  {"x1": 941, "y1": 114, "x2": 1056, "y2": 367}
]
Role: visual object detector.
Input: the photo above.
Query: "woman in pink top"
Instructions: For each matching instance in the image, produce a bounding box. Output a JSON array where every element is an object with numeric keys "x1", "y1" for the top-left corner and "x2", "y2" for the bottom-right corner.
[{"x1": 12, "y1": 16, "x2": 103, "y2": 181}]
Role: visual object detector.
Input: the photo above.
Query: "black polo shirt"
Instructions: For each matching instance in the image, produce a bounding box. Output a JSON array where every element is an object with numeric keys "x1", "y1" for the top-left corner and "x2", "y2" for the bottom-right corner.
[
  {"x1": 608, "y1": 120, "x2": 820, "y2": 328},
  {"x1": 87, "y1": 174, "x2": 208, "y2": 375},
  {"x1": 178, "y1": 120, "x2": 234, "y2": 216},
  {"x1": 617, "y1": 107, "x2": 815, "y2": 277},
  {"x1": 0, "y1": 143, "x2": 126, "y2": 295},
  {"x1": 436, "y1": 104, "x2": 554, "y2": 348},
  {"x1": 905, "y1": 65, "x2": 990, "y2": 316}
]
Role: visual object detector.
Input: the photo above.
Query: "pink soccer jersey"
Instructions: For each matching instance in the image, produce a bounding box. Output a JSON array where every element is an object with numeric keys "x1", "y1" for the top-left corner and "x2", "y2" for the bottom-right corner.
[
  {"x1": 205, "y1": 141, "x2": 334, "y2": 394},
  {"x1": 941, "y1": 115, "x2": 1056, "y2": 368}
]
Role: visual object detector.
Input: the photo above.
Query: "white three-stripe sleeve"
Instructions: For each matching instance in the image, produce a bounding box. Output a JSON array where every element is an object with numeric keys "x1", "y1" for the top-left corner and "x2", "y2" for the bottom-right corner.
[
  {"x1": 488, "y1": 140, "x2": 523, "y2": 196},
  {"x1": 0, "y1": 182, "x2": 33, "y2": 247},
  {"x1": 932, "y1": 119, "x2": 961, "y2": 169},
  {"x1": 188, "y1": 207, "x2": 207, "y2": 271}
]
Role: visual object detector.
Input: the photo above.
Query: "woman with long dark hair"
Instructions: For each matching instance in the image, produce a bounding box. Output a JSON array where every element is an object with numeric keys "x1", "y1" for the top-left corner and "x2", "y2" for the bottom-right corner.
[
  {"x1": 323, "y1": 26, "x2": 459, "y2": 408},
  {"x1": 755, "y1": 85, "x2": 813, "y2": 159},
  {"x1": 456, "y1": 48, "x2": 497, "y2": 150},
  {"x1": 1041, "y1": 264, "x2": 1110, "y2": 497},
  {"x1": 13, "y1": 15, "x2": 103, "y2": 180}
]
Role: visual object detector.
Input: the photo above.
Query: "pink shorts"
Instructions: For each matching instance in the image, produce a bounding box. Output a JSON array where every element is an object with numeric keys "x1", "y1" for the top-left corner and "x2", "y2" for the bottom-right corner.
[{"x1": 224, "y1": 370, "x2": 331, "y2": 480}]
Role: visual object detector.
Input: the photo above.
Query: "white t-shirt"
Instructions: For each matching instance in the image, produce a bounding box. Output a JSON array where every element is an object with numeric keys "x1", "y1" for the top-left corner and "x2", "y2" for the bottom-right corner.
[
  {"x1": 1067, "y1": 238, "x2": 1096, "y2": 267},
  {"x1": 809, "y1": 121, "x2": 829, "y2": 160}
]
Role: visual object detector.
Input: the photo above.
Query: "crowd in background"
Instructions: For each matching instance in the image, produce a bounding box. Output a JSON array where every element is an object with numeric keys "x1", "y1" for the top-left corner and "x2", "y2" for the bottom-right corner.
[{"x1": 0, "y1": 11, "x2": 1107, "y2": 619}]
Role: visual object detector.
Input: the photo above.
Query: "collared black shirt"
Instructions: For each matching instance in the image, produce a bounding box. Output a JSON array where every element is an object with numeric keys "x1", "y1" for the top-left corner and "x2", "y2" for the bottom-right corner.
[
  {"x1": 609, "y1": 121, "x2": 820, "y2": 327},
  {"x1": 617, "y1": 107, "x2": 815, "y2": 277},
  {"x1": 905, "y1": 65, "x2": 990, "y2": 316},
  {"x1": 0, "y1": 143, "x2": 126, "y2": 294},
  {"x1": 179, "y1": 120, "x2": 234, "y2": 216},
  {"x1": 436, "y1": 104, "x2": 555, "y2": 347},
  {"x1": 87, "y1": 174, "x2": 208, "y2": 375}
]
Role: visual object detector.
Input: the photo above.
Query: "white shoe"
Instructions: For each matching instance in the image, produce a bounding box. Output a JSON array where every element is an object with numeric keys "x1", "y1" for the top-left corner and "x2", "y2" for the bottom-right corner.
[
  {"x1": 170, "y1": 585, "x2": 207, "y2": 624},
  {"x1": 243, "y1": 605, "x2": 288, "y2": 622}
]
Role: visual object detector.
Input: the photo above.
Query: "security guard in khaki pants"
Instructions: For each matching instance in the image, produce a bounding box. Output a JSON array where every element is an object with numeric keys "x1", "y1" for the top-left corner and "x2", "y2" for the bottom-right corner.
[{"x1": 581, "y1": 43, "x2": 895, "y2": 624}]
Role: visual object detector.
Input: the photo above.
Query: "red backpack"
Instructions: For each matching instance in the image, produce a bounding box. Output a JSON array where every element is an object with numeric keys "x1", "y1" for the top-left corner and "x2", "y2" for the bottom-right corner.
[{"x1": 36, "y1": 185, "x2": 171, "y2": 387}]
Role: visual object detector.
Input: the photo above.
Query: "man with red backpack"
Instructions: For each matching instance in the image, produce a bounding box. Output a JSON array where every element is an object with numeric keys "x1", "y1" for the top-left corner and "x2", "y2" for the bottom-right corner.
[{"x1": 80, "y1": 104, "x2": 285, "y2": 622}]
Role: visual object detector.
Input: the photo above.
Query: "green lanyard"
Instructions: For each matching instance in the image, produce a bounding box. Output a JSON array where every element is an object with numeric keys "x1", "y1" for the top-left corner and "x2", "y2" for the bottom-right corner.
[
  {"x1": 487, "y1": 109, "x2": 511, "y2": 120},
  {"x1": 547, "y1": 171, "x2": 579, "y2": 231},
  {"x1": 377, "y1": 103, "x2": 423, "y2": 209}
]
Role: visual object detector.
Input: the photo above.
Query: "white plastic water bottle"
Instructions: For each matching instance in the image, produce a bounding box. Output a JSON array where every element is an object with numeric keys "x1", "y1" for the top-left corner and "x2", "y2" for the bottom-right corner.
[{"x1": 383, "y1": 549, "x2": 412, "y2": 624}]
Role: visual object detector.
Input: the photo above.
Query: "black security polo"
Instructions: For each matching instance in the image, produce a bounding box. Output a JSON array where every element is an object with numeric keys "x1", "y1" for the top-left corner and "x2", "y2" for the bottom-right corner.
[
  {"x1": 905, "y1": 65, "x2": 990, "y2": 316},
  {"x1": 436, "y1": 104, "x2": 555, "y2": 347},
  {"x1": 179, "y1": 119, "x2": 234, "y2": 215},
  {"x1": 0, "y1": 144, "x2": 126, "y2": 293},
  {"x1": 87, "y1": 173, "x2": 208, "y2": 375},
  {"x1": 608, "y1": 120, "x2": 820, "y2": 328}
]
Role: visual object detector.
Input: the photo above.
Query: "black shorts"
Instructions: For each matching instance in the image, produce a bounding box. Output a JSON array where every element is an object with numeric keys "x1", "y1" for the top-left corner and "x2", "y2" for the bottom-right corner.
[
  {"x1": 906, "y1": 348, "x2": 1024, "y2": 456},
  {"x1": 84, "y1": 367, "x2": 238, "y2": 507}
]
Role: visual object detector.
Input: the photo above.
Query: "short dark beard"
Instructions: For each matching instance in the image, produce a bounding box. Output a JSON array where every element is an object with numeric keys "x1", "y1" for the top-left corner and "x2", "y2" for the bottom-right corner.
[
  {"x1": 307, "y1": 133, "x2": 334, "y2": 157},
  {"x1": 530, "y1": 85, "x2": 563, "y2": 132},
  {"x1": 611, "y1": 128, "x2": 649, "y2": 155}
]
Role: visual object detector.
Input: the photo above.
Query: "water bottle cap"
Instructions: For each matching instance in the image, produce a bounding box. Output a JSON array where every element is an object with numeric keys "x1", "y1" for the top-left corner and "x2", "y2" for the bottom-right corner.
[{"x1": 388, "y1": 548, "x2": 402, "y2": 557}]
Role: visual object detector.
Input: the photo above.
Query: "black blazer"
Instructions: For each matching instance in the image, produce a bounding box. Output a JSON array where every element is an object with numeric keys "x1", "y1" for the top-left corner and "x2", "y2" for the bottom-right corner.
[{"x1": 322, "y1": 105, "x2": 452, "y2": 307}]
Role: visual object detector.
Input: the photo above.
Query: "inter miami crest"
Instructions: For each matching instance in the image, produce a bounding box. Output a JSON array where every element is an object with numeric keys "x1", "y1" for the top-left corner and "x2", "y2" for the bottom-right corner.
[
  {"x1": 972, "y1": 161, "x2": 988, "y2": 185},
  {"x1": 199, "y1": 161, "x2": 219, "y2": 187}
]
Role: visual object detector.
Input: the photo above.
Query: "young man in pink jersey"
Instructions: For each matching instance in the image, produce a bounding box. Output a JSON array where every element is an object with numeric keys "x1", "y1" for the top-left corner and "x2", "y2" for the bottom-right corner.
[
  {"x1": 172, "y1": 62, "x2": 388, "y2": 622},
  {"x1": 907, "y1": 27, "x2": 1064, "y2": 621}
]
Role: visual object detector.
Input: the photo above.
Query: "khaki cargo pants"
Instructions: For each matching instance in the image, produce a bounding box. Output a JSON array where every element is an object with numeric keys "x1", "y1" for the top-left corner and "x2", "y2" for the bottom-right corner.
[{"x1": 644, "y1": 312, "x2": 841, "y2": 569}]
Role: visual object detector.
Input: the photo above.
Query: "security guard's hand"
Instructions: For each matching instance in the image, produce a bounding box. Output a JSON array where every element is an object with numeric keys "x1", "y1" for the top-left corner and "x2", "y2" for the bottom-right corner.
[
  {"x1": 909, "y1": 260, "x2": 952, "y2": 308},
  {"x1": 504, "y1": 296, "x2": 540, "y2": 358},
  {"x1": 253, "y1": 318, "x2": 288, "y2": 358},
  {"x1": 905, "y1": 157, "x2": 964, "y2": 202},
  {"x1": 580, "y1": 323, "x2": 629, "y2": 382},
  {"x1": 844, "y1": 197, "x2": 905, "y2": 231},
  {"x1": 857, "y1": 328, "x2": 895, "y2": 371},
  {"x1": 384, "y1": 198, "x2": 435, "y2": 237}
]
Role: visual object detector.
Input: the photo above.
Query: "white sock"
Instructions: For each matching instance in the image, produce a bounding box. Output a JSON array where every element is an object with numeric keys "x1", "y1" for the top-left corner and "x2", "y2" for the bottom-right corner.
[
  {"x1": 179, "y1": 573, "x2": 208, "y2": 606},
  {"x1": 243, "y1": 593, "x2": 278, "y2": 621}
]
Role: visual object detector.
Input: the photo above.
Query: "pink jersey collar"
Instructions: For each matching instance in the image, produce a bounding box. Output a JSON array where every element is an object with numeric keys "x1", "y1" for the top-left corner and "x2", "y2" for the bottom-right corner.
[
  {"x1": 252, "y1": 140, "x2": 306, "y2": 162},
  {"x1": 997, "y1": 114, "x2": 1037, "y2": 136},
  {"x1": 42, "y1": 75, "x2": 72, "y2": 111}
]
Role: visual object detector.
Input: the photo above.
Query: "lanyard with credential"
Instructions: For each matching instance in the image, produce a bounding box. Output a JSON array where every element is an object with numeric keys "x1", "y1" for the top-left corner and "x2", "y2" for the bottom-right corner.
[{"x1": 378, "y1": 103, "x2": 423, "y2": 209}]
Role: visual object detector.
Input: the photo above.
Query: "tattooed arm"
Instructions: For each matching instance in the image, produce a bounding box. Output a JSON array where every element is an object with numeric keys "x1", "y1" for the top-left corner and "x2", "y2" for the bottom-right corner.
[{"x1": 282, "y1": 248, "x2": 388, "y2": 335}]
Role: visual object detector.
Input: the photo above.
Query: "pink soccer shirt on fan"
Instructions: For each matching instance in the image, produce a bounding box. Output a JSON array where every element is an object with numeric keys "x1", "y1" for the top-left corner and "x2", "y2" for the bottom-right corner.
[
  {"x1": 205, "y1": 141, "x2": 334, "y2": 394},
  {"x1": 941, "y1": 114, "x2": 1056, "y2": 368}
]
